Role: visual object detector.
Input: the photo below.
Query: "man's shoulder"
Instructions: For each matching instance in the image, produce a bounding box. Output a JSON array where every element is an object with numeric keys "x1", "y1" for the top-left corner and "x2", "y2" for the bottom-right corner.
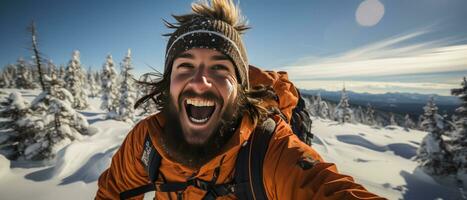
[
  {"x1": 266, "y1": 115, "x2": 323, "y2": 166},
  {"x1": 127, "y1": 113, "x2": 163, "y2": 140}
]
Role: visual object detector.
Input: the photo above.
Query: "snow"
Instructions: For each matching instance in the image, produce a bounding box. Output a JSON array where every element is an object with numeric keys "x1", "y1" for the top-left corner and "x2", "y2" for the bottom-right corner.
[
  {"x1": 0, "y1": 154, "x2": 10, "y2": 177},
  {"x1": 9, "y1": 91, "x2": 27, "y2": 110},
  {"x1": 311, "y1": 118, "x2": 462, "y2": 199},
  {"x1": 0, "y1": 89, "x2": 464, "y2": 199},
  {"x1": 0, "y1": 93, "x2": 131, "y2": 199},
  {"x1": 24, "y1": 143, "x2": 42, "y2": 157},
  {"x1": 420, "y1": 134, "x2": 441, "y2": 154}
]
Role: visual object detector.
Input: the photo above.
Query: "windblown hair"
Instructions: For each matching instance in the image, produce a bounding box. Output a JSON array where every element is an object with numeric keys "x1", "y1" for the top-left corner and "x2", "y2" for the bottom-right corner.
[
  {"x1": 135, "y1": 0, "x2": 273, "y2": 126},
  {"x1": 163, "y1": 0, "x2": 249, "y2": 36}
]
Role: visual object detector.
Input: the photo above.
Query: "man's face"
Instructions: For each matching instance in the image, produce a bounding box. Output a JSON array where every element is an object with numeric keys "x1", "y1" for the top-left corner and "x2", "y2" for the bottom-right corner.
[{"x1": 169, "y1": 48, "x2": 239, "y2": 145}]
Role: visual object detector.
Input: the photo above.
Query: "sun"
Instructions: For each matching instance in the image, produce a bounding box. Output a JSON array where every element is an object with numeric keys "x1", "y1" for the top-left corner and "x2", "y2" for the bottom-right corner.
[{"x1": 356, "y1": 0, "x2": 385, "y2": 27}]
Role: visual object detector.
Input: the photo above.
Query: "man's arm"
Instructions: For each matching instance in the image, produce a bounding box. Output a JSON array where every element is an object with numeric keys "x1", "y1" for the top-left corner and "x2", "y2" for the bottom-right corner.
[
  {"x1": 96, "y1": 120, "x2": 149, "y2": 200},
  {"x1": 263, "y1": 117, "x2": 387, "y2": 200}
]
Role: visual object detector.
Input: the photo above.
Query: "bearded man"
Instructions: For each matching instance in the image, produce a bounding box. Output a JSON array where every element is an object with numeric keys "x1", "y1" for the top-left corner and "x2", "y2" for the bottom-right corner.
[{"x1": 96, "y1": 0, "x2": 385, "y2": 199}]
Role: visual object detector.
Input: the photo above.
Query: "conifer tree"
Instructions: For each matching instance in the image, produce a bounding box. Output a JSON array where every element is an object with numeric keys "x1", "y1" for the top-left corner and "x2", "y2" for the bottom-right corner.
[
  {"x1": 416, "y1": 97, "x2": 456, "y2": 176},
  {"x1": 24, "y1": 70, "x2": 93, "y2": 160},
  {"x1": 334, "y1": 86, "x2": 353, "y2": 123},
  {"x1": 0, "y1": 92, "x2": 35, "y2": 159},
  {"x1": 58, "y1": 65, "x2": 65, "y2": 80},
  {"x1": 100, "y1": 54, "x2": 119, "y2": 117},
  {"x1": 450, "y1": 77, "x2": 467, "y2": 182},
  {"x1": 88, "y1": 68, "x2": 98, "y2": 98},
  {"x1": 0, "y1": 71, "x2": 11, "y2": 88},
  {"x1": 354, "y1": 106, "x2": 365, "y2": 124},
  {"x1": 15, "y1": 58, "x2": 36, "y2": 89},
  {"x1": 117, "y1": 49, "x2": 136, "y2": 122},
  {"x1": 404, "y1": 114, "x2": 415, "y2": 131},
  {"x1": 390, "y1": 113, "x2": 397, "y2": 126},
  {"x1": 64, "y1": 50, "x2": 89, "y2": 109},
  {"x1": 311, "y1": 93, "x2": 329, "y2": 119},
  {"x1": 4, "y1": 64, "x2": 17, "y2": 88}
]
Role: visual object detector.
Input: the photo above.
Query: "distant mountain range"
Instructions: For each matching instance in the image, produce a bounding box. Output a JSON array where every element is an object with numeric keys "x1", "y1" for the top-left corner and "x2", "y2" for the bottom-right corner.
[{"x1": 300, "y1": 89, "x2": 461, "y2": 117}]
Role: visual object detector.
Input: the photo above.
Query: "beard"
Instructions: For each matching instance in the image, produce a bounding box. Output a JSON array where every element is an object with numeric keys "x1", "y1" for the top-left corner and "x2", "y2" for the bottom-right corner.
[{"x1": 159, "y1": 89, "x2": 244, "y2": 169}]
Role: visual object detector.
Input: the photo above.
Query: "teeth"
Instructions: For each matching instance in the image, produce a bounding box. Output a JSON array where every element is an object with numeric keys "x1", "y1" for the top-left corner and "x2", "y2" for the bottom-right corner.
[
  {"x1": 186, "y1": 98, "x2": 215, "y2": 106},
  {"x1": 190, "y1": 117, "x2": 209, "y2": 123}
]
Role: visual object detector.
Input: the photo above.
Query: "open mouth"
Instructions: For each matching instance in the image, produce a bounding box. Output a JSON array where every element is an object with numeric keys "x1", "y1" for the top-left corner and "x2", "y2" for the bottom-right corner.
[{"x1": 184, "y1": 98, "x2": 216, "y2": 124}]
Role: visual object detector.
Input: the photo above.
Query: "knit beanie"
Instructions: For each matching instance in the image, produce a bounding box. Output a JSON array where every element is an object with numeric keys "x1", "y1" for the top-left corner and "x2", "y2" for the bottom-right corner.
[{"x1": 164, "y1": 16, "x2": 249, "y2": 89}]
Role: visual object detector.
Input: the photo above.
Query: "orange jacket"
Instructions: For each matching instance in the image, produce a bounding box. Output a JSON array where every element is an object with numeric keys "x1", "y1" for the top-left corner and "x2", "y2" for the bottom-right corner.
[{"x1": 96, "y1": 66, "x2": 386, "y2": 200}]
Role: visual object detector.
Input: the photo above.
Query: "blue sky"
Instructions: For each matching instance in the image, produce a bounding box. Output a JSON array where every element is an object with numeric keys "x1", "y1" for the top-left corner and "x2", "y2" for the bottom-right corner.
[{"x1": 1, "y1": 0, "x2": 467, "y2": 95}]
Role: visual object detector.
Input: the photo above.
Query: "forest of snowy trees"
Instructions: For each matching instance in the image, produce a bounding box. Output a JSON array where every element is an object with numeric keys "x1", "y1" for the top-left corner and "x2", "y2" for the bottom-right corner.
[
  {"x1": 304, "y1": 78, "x2": 467, "y2": 190},
  {"x1": 0, "y1": 25, "x2": 153, "y2": 161},
  {"x1": 0, "y1": 46, "x2": 156, "y2": 161}
]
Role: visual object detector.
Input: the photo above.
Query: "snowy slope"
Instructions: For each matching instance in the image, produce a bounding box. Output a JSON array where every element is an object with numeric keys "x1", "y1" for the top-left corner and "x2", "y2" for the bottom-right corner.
[
  {"x1": 0, "y1": 89, "x2": 463, "y2": 199},
  {"x1": 311, "y1": 118, "x2": 462, "y2": 199}
]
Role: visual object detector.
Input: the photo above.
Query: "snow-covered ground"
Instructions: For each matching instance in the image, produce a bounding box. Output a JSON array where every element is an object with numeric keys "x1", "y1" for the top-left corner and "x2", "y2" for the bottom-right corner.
[{"x1": 0, "y1": 89, "x2": 463, "y2": 199}]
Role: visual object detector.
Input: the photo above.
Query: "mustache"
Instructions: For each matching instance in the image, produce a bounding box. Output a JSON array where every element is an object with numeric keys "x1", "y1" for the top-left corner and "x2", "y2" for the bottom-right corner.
[{"x1": 179, "y1": 90, "x2": 223, "y2": 105}]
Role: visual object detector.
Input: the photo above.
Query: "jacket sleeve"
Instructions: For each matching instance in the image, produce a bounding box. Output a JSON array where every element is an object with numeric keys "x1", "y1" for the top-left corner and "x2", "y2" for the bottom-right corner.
[
  {"x1": 95, "y1": 120, "x2": 150, "y2": 200},
  {"x1": 263, "y1": 119, "x2": 387, "y2": 200}
]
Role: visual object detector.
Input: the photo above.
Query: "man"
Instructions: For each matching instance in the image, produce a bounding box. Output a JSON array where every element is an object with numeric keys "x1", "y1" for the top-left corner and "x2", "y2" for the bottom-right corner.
[{"x1": 96, "y1": 0, "x2": 385, "y2": 199}]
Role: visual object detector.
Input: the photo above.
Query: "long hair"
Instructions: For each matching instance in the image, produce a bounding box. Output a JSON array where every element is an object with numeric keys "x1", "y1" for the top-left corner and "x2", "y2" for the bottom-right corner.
[{"x1": 134, "y1": 68, "x2": 276, "y2": 127}]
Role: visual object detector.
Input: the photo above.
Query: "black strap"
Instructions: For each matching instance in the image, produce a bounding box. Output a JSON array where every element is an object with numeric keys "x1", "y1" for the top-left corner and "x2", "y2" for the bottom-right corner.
[
  {"x1": 234, "y1": 118, "x2": 276, "y2": 200},
  {"x1": 291, "y1": 90, "x2": 314, "y2": 145},
  {"x1": 120, "y1": 134, "x2": 162, "y2": 200},
  {"x1": 120, "y1": 118, "x2": 276, "y2": 200},
  {"x1": 120, "y1": 183, "x2": 155, "y2": 200}
]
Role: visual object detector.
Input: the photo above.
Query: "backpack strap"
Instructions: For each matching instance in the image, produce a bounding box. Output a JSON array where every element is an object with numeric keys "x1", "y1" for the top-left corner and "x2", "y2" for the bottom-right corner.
[
  {"x1": 291, "y1": 90, "x2": 314, "y2": 146},
  {"x1": 234, "y1": 118, "x2": 276, "y2": 200},
  {"x1": 120, "y1": 118, "x2": 277, "y2": 200},
  {"x1": 119, "y1": 134, "x2": 162, "y2": 200}
]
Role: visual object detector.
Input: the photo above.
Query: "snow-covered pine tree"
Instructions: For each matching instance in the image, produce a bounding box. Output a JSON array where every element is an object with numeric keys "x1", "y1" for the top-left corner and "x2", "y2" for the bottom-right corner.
[
  {"x1": 354, "y1": 106, "x2": 365, "y2": 124},
  {"x1": 417, "y1": 115, "x2": 425, "y2": 130},
  {"x1": 26, "y1": 63, "x2": 40, "y2": 89},
  {"x1": 24, "y1": 70, "x2": 93, "y2": 160},
  {"x1": 87, "y1": 68, "x2": 98, "y2": 98},
  {"x1": 334, "y1": 86, "x2": 353, "y2": 123},
  {"x1": 94, "y1": 71, "x2": 102, "y2": 94},
  {"x1": 117, "y1": 49, "x2": 136, "y2": 122},
  {"x1": 416, "y1": 96, "x2": 456, "y2": 176},
  {"x1": 363, "y1": 103, "x2": 375, "y2": 126},
  {"x1": 4, "y1": 64, "x2": 17, "y2": 88},
  {"x1": 100, "y1": 54, "x2": 119, "y2": 117},
  {"x1": 0, "y1": 71, "x2": 11, "y2": 88},
  {"x1": 390, "y1": 113, "x2": 397, "y2": 126},
  {"x1": 64, "y1": 50, "x2": 89, "y2": 109},
  {"x1": 15, "y1": 58, "x2": 36, "y2": 89},
  {"x1": 442, "y1": 113, "x2": 456, "y2": 134},
  {"x1": 310, "y1": 93, "x2": 329, "y2": 119},
  {"x1": 58, "y1": 65, "x2": 65, "y2": 80},
  {"x1": 308, "y1": 96, "x2": 319, "y2": 117},
  {"x1": 319, "y1": 101, "x2": 330, "y2": 119},
  {"x1": 46, "y1": 59, "x2": 56, "y2": 78},
  {"x1": 450, "y1": 77, "x2": 467, "y2": 182},
  {"x1": 0, "y1": 92, "x2": 36, "y2": 159},
  {"x1": 404, "y1": 114, "x2": 415, "y2": 131}
]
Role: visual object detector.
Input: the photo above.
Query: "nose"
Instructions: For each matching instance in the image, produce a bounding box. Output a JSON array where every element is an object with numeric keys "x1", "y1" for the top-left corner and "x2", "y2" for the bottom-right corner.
[{"x1": 189, "y1": 65, "x2": 212, "y2": 93}]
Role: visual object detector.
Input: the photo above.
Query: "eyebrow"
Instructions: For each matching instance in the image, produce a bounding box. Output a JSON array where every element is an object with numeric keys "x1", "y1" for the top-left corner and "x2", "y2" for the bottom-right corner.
[
  {"x1": 211, "y1": 54, "x2": 229, "y2": 61},
  {"x1": 177, "y1": 53, "x2": 194, "y2": 59}
]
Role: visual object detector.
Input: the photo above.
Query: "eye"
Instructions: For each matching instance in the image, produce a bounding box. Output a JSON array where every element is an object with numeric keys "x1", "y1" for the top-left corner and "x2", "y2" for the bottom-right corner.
[
  {"x1": 177, "y1": 62, "x2": 194, "y2": 69},
  {"x1": 211, "y1": 64, "x2": 229, "y2": 71}
]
